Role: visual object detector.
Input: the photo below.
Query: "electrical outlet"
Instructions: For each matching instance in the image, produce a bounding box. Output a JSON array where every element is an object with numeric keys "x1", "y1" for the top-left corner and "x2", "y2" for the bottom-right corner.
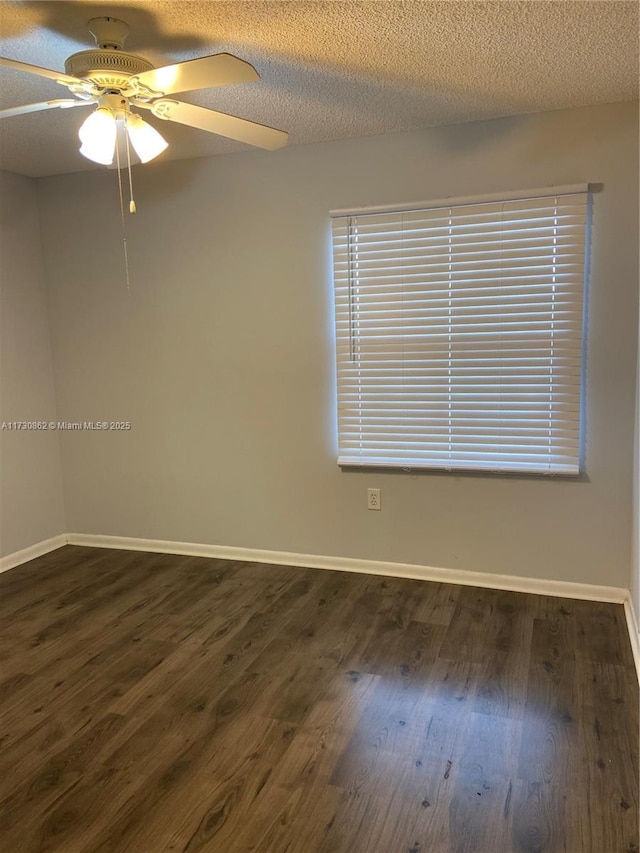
[{"x1": 367, "y1": 488, "x2": 381, "y2": 510}]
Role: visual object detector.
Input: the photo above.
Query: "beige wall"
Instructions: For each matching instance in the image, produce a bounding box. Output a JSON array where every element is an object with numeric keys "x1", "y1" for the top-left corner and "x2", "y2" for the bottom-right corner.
[
  {"x1": 0, "y1": 171, "x2": 66, "y2": 556},
  {"x1": 36, "y1": 101, "x2": 638, "y2": 588}
]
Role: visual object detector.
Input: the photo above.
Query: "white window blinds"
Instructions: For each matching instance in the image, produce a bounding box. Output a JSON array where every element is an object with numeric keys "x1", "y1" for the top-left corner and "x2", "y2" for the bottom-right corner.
[{"x1": 331, "y1": 187, "x2": 589, "y2": 474}]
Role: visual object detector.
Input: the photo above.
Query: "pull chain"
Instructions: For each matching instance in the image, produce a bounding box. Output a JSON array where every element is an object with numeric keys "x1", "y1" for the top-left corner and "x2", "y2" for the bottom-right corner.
[
  {"x1": 125, "y1": 124, "x2": 136, "y2": 214},
  {"x1": 115, "y1": 128, "x2": 131, "y2": 293}
]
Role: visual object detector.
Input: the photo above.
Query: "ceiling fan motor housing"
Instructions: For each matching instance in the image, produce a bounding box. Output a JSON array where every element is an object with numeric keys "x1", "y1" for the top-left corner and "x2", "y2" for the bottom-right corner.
[
  {"x1": 65, "y1": 50, "x2": 154, "y2": 88},
  {"x1": 64, "y1": 17, "x2": 153, "y2": 92}
]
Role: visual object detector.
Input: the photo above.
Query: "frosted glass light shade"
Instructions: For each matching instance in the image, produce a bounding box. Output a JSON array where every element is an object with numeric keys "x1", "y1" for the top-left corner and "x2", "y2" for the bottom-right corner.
[
  {"x1": 126, "y1": 113, "x2": 168, "y2": 163},
  {"x1": 78, "y1": 107, "x2": 117, "y2": 165}
]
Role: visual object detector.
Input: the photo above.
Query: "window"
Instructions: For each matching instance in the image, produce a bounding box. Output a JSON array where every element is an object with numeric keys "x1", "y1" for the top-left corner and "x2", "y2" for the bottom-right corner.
[{"x1": 331, "y1": 186, "x2": 589, "y2": 475}]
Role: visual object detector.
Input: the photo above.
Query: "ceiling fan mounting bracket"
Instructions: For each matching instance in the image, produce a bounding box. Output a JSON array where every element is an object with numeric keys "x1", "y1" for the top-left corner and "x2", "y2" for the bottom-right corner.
[
  {"x1": 87, "y1": 17, "x2": 130, "y2": 51},
  {"x1": 127, "y1": 79, "x2": 163, "y2": 102},
  {"x1": 148, "y1": 100, "x2": 179, "y2": 121},
  {"x1": 64, "y1": 83, "x2": 96, "y2": 100}
]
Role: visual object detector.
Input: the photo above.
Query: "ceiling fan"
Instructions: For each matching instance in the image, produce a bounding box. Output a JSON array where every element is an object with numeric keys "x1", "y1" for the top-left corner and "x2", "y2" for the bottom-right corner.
[{"x1": 0, "y1": 16, "x2": 288, "y2": 168}]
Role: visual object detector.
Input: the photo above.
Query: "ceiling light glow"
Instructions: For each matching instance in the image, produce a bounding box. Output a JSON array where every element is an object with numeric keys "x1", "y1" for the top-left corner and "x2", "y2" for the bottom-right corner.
[
  {"x1": 78, "y1": 107, "x2": 117, "y2": 165},
  {"x1": 126, "y1": 113, "x2": 168, "y2": 163}
]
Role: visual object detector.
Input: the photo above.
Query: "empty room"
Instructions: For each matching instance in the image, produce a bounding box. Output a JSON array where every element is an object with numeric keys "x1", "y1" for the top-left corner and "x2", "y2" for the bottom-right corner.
[{"x1": 0, "y1": 1, "x2": 638, "y2": 851}]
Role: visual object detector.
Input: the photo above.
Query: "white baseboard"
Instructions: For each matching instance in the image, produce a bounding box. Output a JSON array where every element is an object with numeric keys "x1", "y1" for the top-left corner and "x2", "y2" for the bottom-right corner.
[
  {"x1": 67, "y1": 532, "x2": 628, "y2": 604},
  {"x1": 623, "y1": 596, "x2": 640, "y2": 681},
  {"x1": 0, "y1": 534, "x2": 68, "y2": 574}
]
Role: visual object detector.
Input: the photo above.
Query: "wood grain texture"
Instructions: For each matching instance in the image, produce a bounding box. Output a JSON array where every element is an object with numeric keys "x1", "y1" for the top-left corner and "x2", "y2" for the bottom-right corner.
[{"x1": 0, "y1": 545, "x2": 637, "y2": 852}]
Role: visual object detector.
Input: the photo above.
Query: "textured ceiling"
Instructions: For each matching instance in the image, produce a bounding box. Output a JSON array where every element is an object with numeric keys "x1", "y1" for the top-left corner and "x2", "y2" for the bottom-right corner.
[{"x1": 0, "y1": 0, "x2": 638, "y2": 177}]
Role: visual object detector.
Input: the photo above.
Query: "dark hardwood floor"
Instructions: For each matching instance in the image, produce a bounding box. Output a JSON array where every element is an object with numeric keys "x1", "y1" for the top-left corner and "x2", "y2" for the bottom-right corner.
[{"x1": 0, "y1": 545, "x2": 637, "y2": 852}]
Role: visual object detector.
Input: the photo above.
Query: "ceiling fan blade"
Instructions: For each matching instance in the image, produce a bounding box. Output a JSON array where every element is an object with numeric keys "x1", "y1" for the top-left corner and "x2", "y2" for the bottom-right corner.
[
  {"x1": 0, "y1": 56, "x2": 87, "y2": 89},
  {"x1": 148, "y1": 100, "x2": 288, "y2": 150},
  {"x1": 0, "y1": 99, "x2": 93, "y2": 119},
  {"x1": 132, "y1": 54, "x2": 259, "y2": 97}
]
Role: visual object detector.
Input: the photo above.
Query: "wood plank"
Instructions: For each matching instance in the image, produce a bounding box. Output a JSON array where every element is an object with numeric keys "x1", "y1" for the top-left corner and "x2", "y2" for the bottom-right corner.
[{"x1": 513, "y1": 614, "x2": 578, "y2": 851}]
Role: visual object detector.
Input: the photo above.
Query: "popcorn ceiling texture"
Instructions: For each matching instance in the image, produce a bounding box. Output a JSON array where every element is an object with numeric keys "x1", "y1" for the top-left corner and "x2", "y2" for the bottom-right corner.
[{"x1": 0, "y1": 0, "x2": 638, "y2": 177}]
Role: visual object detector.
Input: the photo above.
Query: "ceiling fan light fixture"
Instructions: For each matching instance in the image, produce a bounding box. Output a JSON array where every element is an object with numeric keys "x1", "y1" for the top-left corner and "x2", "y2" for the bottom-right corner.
[
  {"x1": 78, "y1": 106, "x2": 116, "y2": 165},
  {"x1": 126, "y1": 113, "x2": 168, "y2": 163},
  {"x1": 2, "y1": 15, "x2": 288, "y2": 176}
]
